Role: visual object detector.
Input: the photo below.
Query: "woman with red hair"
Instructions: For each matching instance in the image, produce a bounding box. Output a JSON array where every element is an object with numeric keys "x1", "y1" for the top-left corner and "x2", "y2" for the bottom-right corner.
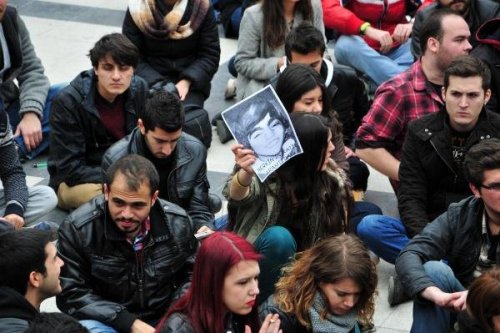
[{"x1": 156, "y1": 232, "x2": 282, "y2": 333}]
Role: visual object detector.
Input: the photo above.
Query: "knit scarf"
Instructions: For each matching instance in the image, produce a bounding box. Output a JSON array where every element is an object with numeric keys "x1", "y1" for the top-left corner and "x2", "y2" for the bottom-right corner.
[
  {"x1": 128, "y1": 0, "x2": 209, "y2": 39},
  {"x1": 307, "y1": 292, "x2": 358, "y2": 333}
]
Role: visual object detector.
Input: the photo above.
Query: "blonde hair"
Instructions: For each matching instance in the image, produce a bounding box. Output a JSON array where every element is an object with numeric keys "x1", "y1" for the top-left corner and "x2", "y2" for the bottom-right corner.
[{"x1": 274, "y1": 234, "x2": 377, "y2": 327}]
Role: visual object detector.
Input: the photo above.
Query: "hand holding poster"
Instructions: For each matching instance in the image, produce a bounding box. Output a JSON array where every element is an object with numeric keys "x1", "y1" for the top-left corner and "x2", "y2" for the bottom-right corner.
[{"x1": 221, "y1": 85, "x2": 303, "y2": 181}]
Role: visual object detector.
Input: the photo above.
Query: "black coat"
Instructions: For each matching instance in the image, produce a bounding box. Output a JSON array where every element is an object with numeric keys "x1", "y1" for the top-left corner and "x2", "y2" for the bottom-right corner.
[
  {"x1": 48, "y1": 70, "x2": 148, "y2": 190},
  {"x1": 0, "y1": 286, "x2": 38, "y2": 333},
  {"x1": 398, "y1": 108, "x2": 500, "y2": 238},
  {"x1": 122, "y1": 1, "x2": 221, "y2": 98},
  {"x1": 159, "y1": 312, "x2": 247, "y2": 333},
  {"x1": 102, "y1": 129, "x2": 214, "y2": 230},
  {"x1": 56, "y1": 196, "x2": 197, "y2": 333}
]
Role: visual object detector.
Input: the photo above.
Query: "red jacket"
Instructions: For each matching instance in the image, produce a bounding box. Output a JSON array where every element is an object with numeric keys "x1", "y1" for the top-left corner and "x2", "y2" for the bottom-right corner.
[{"x1": 322, "y1": 0, "x2": 408, "y2": 49}]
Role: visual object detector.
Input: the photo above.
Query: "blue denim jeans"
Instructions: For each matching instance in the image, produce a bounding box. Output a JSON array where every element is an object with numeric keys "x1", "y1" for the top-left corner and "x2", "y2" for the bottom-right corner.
[
  {"x1": 350, "y1": 201, "x2": 383, "y2": 233},
  {"x1": 411, "y1": 261, "x2": 465, "y2": 333},
  {"x1": 79, "y1": 320, "x2": 118, "y2": 333},
  {"x1": 356, "y1": 214, "x2": 409, "y2": 264},
  {"x1": 254, "y1": 226, "x2": 296, "y2": 303},
  {"x1": 335, "y1": 36, "x2": 413, "y2": 86},
  {"x1": 6, "y1": 83, "x2": 65, "y2": 160}
]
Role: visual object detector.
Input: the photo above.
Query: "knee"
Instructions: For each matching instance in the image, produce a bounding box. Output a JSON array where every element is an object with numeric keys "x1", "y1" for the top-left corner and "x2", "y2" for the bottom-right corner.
[
  {"x1": 423, "y1": 261, "x2": 454, "y2": 279},
  {"x1": 357, "y1": 215, "x2": 384, "y2": 239},
  {"x1": 30, "y1": 185, "x2": 58, "y2": 211},
  {"x1": 335, "y1": 36, "x2": 362, "y2": 57},
  {"x1": 257, "y1": 226, "x2": 297, "y2": 258}
]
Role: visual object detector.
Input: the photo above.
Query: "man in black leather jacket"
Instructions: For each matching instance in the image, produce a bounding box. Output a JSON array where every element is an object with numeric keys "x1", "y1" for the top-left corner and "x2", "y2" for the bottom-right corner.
[
  {"x1": 102, "y1": 91, "x2": 214, "y2": 233},
  {"x1": 48, "y1": 33, "x2": 148, "y2": 210},
  {"x1": 411, "y1": 0, "x2": 500, "y2": 58},
  {"x1": 395, "y1": 138, "x2": 500, "y2": 333},
  {"x1": 56, "y1": 155, "x2": 197, "y2": 333}
]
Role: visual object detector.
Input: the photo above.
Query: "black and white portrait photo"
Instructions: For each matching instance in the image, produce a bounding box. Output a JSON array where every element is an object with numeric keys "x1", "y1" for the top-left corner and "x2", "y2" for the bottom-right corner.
[{"x1": 222, "y1": 86, "x2": 303, "y2": 181}]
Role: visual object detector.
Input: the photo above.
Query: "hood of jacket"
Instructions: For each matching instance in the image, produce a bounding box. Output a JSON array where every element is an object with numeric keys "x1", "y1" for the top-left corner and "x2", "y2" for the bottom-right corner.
[{"x1": 0, "y1": 286, "x2": 38, "y2": 321}]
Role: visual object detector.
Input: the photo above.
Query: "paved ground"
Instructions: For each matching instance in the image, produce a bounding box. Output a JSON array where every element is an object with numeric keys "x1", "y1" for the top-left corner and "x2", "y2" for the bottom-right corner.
[{"x1": 10, "y1": 0, "x2": 413, "y2": 331}]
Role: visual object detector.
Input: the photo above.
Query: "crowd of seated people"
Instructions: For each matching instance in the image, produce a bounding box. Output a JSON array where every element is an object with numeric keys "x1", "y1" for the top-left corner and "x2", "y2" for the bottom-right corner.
[{"x1": 0, "y1": 0, "x2": 499, "y2": 332}]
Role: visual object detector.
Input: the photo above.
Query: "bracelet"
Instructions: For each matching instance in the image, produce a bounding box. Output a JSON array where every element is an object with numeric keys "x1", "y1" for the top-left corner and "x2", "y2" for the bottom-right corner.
[
  {"x1": 359, "y1": 22, "x2": 371, "y2": 35},
  {"x1": 235, "y1": 171, "x2": 250, "y2": 188}
]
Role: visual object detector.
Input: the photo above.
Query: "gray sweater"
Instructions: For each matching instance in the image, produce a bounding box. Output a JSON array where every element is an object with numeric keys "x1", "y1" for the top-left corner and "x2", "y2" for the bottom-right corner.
[
  {"x1": 234, "y1": 0, "x2": 325, "y2": 99},
  {"x1": 0, "y1": 7, "x2": 49, "y2": 118}
]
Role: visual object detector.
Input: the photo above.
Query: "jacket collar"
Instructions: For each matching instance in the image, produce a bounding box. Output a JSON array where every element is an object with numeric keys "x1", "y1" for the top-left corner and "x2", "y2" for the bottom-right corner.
[{"x1": 0, "y1": 286, "x2": 38, "y2": 320}]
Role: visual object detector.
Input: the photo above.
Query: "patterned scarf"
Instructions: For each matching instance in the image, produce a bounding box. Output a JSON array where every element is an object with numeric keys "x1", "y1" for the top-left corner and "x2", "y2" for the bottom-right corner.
[
  {"x1": 307, "y1": 292, "x2": 358, "y2": 333},
  {"x1": 128, "y1": 0, "x2": 209, "y2": 40}
]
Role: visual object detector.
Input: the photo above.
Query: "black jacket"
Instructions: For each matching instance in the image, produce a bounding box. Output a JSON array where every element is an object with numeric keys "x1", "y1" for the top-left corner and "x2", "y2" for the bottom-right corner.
[
  {"x1": 411, "y1": 0, "x2": 500, "y2": 57},
  {"x1": 471, "y1": 18, "x2": 500, "y2": 114},
  {"x1": 48, "y1": 69, "x2": 148, "y2": 190},
  {"x1": 102, "y1": 129, "x2": 214, "y2": 230},
  {"x1": 396, "y1": 196, "x2": 484, "y2": 297},
  {"x1": 159, "y1": 312, "x2": 247, "y2": 333},
  {"x1": 122, "y1": 2, "x2": 221, "y2": 98},
  {"x1": 398, "y1": 108, "x2": 500, "y2": 238},
  {"x1": 0, "y1": 286, "x2": 38, "y2": 333},
  {"x1": 56, "y1": 196, "x2": 197, "y2": 333}
]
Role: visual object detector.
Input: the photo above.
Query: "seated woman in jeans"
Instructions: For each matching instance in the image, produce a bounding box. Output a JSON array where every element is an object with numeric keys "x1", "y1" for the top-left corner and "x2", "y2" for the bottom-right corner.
[{"x1": 223, "y1": 112, "x2": 351, "y2": 302}]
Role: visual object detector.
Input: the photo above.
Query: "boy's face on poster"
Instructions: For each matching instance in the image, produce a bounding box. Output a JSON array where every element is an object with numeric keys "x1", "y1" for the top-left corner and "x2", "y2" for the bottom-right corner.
[{"x1": 248, "y1": 113, "x2": 285, "y2": 157}]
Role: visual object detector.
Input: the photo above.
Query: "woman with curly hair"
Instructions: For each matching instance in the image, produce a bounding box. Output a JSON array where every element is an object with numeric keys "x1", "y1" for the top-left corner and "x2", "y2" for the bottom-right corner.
[{"x1": 263, "y1": 234, "x2": 377, "y2": 333}]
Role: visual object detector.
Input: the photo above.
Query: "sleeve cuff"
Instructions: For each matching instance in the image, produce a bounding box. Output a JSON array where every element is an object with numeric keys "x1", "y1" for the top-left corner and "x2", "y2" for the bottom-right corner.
[
  {"x1": 111, "y1": 309, "x2": 137, "y2": 333},
  {"x1": 5, "y1": 201, "x2": 25, "y2": 218}
]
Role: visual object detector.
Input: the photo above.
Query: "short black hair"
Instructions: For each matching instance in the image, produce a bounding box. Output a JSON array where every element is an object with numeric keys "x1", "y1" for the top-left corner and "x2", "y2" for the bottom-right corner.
[
  {"x1": 105, "y1": 154, "x2": 160, "y2": 195},
  {"x1": 419, "y1": 8, "x2": 460, "y2": 54},
  {"x1": 142, "y1": 91, "x2": 184, "y2": 133},
  {"x1": 464, "y1": 138, "x2": 500, "y2": 189},
  {"x1": 444, "y1": 55, "x2": 491, "y2": 92},
  {"x1": 0, "y1": 229, "x2": 53, "y2": 295},
  {"x1": 285, "y1": 23, "x2": 326, "y2": 60},
  {"x1": 88, "y1": 33, "x2": 139, "y2": 68},
  {"x1": 26, "y1": 313, "x2": 89, "y2": 333}
]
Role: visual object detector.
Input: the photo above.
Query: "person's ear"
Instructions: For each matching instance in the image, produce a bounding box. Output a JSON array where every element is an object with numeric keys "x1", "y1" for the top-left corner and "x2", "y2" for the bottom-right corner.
[
  {"x1": 138, "y1": 119, "x2": 146, "y2": 135},
  {"x1": 151, "y1": 190, "x2": 159, "y2": 206},
  {"x1": 470, "y1": 183, "x2": 481, "y2": 198},
  {"x1": 428, "y1": 37, "x2": 439, "y2": 54},
  {"x1": 484, "y1": 88, "x2": 491, "y2": 105},
  {"x1": 441, "y1": 86, "x2": 447, "y2": 102},
  {"x1": 28, "y1": 271, "x2": 42, "y2": 289},
  {"x1": 103, "y1": 184, "x2": 110, "y2": 201}
]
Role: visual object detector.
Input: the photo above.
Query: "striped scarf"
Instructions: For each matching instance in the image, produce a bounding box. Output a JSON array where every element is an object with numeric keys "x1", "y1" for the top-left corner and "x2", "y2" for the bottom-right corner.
[{"x1": 128, "y1": 0, "x2": 209, "y2": 40}]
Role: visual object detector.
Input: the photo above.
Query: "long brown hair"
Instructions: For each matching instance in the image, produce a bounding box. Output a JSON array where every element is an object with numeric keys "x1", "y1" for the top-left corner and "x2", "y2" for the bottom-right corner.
[
  {"x1": 262, "y1": 0, "x2": 313, "y2": 49},
  {"x1": 274, "y1": 234, "x2": 377, "y2": 328}
]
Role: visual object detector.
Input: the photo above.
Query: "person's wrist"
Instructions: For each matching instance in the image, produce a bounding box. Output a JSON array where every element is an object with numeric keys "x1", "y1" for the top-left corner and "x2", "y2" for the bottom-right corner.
[
  {"x1": 359, "y1": 22, "x2": 371, "y2": 35},
  {"x1": 235, "y1": 170, "x2": 251, "y2": 188}
]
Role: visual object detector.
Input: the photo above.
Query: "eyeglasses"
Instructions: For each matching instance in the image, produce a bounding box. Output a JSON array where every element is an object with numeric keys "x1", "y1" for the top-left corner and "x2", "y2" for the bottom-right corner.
[{"x1": 481, "y1": 183, "x2": 500, "y2": 191}]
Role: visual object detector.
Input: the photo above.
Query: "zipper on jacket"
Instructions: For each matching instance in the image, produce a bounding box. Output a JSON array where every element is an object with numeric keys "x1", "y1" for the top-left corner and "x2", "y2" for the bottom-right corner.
[
  {"x1": 378, "y1": 0, "x2": 389, "y2": 29},
  {"x1": 135, "y1": 250, "x2": 145, "y2": 308}
]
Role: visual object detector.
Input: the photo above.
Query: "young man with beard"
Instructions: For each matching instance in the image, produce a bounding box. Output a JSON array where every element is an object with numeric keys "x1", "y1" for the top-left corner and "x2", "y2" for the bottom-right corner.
[
  {"x1": 56, "y1": 154, "x2": 197, "y2": 333},
  {"x1": 355, "y1": 9, "x2": 472, "y2": 188},
  {"x1": 102, "y1": 91, "x2": 216, "y2": 234},
  {"x1": 411, "y1": 0, "x2": 499, "y2": 58},
  {"x1": 0, "y1": 229, "x2": 64, "y2": 333}
]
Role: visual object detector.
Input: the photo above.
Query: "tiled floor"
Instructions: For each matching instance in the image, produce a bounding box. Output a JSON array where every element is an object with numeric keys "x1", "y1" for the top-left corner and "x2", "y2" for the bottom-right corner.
[{"x1": 10, "y1": 0, "x2": 413, "y2": 330}]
